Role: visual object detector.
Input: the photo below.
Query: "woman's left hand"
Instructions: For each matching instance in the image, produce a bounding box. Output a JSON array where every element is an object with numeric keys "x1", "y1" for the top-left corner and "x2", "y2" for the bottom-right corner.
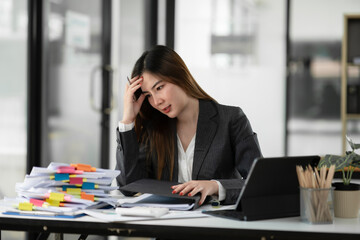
[{"x1": 171, "y1": 180, "x2": 219, "y2": 205}]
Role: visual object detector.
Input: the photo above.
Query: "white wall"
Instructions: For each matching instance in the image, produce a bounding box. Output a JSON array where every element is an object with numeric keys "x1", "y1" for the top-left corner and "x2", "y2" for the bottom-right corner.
[{"x1": 291, "y1": 0, "x2": 360, "y2": 40}]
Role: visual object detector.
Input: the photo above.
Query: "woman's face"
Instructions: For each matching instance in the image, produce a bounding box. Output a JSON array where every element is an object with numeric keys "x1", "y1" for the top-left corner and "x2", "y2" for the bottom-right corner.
[{"x1": 141, "y1": 72, "x2": 190, "y2": 118}]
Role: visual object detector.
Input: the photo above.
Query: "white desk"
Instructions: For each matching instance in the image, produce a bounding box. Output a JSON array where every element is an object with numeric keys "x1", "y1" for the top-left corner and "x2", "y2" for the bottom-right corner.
[{"x1": 0, "y1": 211, "x2": 359, "y2": 240}]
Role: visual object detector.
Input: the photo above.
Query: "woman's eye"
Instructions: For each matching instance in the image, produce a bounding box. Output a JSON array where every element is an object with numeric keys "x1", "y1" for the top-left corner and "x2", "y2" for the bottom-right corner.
[{"x1": 156, "y1": 85, "x2": 163, "y2": 91}]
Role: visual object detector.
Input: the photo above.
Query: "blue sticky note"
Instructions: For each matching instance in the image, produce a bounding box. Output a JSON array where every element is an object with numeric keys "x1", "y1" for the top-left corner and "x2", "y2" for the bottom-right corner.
[
  {"x1": 82, "y1": 182, "x2": 95, "y2": 189},
  {"x1": 55, "y1": 173, "x2": 69, "y2": 181}
]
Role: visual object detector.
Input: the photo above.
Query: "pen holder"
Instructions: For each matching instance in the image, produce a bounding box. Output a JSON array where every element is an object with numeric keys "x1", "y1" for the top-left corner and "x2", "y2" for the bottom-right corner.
[{"x1": 300, "y1": 187, "x2": 334, "y2": 224}]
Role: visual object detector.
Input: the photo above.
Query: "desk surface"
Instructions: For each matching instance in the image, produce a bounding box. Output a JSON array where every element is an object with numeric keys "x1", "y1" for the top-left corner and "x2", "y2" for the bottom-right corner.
[{"x1": 1, "y1": 212, "x2": 360, "y2": 240}]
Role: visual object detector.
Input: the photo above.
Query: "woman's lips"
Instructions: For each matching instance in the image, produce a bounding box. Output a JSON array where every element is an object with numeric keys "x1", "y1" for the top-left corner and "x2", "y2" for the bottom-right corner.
[{"x1": 163, "y1": 105, "x2": 171, "y2": 113}]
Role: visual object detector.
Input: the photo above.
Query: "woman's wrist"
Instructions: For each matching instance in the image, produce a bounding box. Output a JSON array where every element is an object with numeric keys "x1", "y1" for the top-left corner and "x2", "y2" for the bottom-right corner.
[
  {"x1": 121, "y1": 118, "x2": 135, "y2": 124},
  {"x1": 118, "y1": 121, "x2": 135, "y2": 132}
]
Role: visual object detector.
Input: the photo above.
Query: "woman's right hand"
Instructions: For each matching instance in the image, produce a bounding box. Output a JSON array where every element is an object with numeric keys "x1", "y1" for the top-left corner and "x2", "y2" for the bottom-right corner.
[{"x1": 121, "y1": 76, "x2": 146, "y2": 124}]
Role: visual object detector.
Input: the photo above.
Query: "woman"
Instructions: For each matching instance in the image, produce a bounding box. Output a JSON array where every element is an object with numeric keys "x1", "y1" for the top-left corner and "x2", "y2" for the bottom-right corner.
[{"x1": 116, "y1": 45, "x2": 262, "y2": 205}]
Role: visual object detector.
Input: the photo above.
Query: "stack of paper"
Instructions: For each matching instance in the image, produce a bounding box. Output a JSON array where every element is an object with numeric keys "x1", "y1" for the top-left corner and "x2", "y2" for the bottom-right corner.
[{"x1": 1, "y1": 162, "x2": 120, "y2": 216}]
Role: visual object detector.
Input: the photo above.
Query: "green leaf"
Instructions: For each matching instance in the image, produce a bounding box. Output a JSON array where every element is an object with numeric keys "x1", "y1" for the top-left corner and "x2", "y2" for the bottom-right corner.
[
  {"x1": 346, "y1": 135, "x2": 360, "y2": 150},
  {"x1": 351, "y1": 158, "x2": 360, "y2": 168},
  {"x1": 318, "y1": 154, "x2": 353, "y2": 171},
  {"x1": 346, "y1": 135, "x2": 356, "y2": 150},
  {"x1": 354, "y1": 143, "x2": 360, "y2": 150}
]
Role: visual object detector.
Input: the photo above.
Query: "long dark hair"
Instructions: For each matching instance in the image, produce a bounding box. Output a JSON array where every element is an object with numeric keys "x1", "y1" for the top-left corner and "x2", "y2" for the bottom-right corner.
[{"x1": 131, "y1": 45, "x2": 214, "y2": 180}]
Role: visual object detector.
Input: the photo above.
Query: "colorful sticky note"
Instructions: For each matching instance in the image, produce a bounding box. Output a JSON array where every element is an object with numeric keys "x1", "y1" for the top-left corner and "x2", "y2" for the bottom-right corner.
[
  {"x1": 71, "y1": 163, "x2": 96, "y2": 172},
  {"x1": 58, "y1": 166, "x2": 75, "y2": 171},
  {"x1": 62, "y1": 185, "x2": 77, "y2": 191},
  {"x1": 57, "y1": 168, "x2": 76, "y2": 174},
  {"x1": 82, "y1": 182, "x2": 95, "y2": 189},
  {"x1": 46, "y1": 199, "x2": 60, "y2": 207},
  {"x1": 70, "y1": 177, "x2": 83, "y2": 185},
  {"x1": 19, "y1": 202, "x2": 34, "y2": 211},
  {"x1": 64, "y1": 195, "x2": 72, "y2": 202},
  {"x1": 80, "y1": 192, "x2": 94, "y2": 201},
  {"x1": 54, "y1": 173, "x2": 70, "y2": 181},
  {"x1": 67, "y1": 188, "x2": 81, "y2": 195},
  {"x1": 29, "y1": 198, "x2": 46, "y2": 207},
  {"x1": 49, "y1": 192, "x2": 64, "y2": 202}
]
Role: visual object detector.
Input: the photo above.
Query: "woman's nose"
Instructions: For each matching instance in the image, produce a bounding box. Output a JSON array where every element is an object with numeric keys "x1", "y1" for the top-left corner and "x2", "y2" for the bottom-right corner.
[{"x1": 153, "y1": 95, "x2": 163, "y2": 106}]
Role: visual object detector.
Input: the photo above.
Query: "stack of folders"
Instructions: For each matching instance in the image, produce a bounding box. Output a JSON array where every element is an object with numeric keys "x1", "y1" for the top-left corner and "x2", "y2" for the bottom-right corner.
[{"x1": 1, "y1": 162, "x2": 120, "y2": 217}]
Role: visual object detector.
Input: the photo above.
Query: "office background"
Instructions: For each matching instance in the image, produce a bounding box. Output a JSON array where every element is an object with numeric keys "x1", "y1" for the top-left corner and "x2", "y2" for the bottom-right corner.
[{"x1": 0, "y1": 0, "x2": 360, "y2": 239}]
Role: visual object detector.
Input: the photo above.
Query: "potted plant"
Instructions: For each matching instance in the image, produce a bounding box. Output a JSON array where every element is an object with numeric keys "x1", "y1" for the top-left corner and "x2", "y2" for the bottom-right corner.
[{"x1": 318, "y1": 135, "x2": 360, "y2": 218}]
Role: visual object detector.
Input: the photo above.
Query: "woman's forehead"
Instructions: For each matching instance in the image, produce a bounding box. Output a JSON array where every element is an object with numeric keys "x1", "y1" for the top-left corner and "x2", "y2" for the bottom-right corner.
[{"x1": 141, "y1": 72, "x2": 164, "y2": 91}]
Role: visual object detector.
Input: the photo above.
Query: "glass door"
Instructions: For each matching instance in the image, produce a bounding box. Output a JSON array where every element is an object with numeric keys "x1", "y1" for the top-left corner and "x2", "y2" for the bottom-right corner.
[
  {"x1": 0, "y1": 0, "x2": 27, "y2": 239},
  {"x1": 43, "y1": 0, "x2": 110, "y2": 168}
]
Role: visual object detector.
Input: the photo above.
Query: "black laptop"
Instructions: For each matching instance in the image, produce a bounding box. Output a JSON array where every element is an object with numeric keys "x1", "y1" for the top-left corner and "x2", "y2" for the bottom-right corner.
[{"x1": 204, "y1": 155, "x2": 320, "y2": 221}]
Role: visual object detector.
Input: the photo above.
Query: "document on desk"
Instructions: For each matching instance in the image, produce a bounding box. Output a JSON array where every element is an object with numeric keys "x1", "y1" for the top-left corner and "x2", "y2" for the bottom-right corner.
[
  {"x1": 2, "y1": 209, "x2": 86, "y2": 219},
  {"x1": 83, "y1": 208, "x2": 208, "y2": 222}
]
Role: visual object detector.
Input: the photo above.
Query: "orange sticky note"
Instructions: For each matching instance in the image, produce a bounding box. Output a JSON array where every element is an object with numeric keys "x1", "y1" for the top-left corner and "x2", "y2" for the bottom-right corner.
[
  {"x1": 71, "y1": 163, "x2": 97, "y2": 172},
  {"x1": 74, "y1": 163, "x2": 91, "y2": 171},
  {"x1": 19, "y1": 202, "x2": 33, "y2": 211},
  {"x1": 80, "y1": 192, "x2": 94, "y2": 201},
  {"x1": 49, "y1": 192, "x2": 64, "y2": 202}
]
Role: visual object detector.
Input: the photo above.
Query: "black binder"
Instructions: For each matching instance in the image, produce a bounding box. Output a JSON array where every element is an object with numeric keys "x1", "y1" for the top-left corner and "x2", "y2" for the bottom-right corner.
[{"x1": 119, "y1": 178, "x2": 204, "y2": 210}]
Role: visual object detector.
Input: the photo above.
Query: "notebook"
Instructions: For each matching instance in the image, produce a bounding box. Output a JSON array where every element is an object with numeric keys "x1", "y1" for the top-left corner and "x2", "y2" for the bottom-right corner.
[{"x1": 203, "y1": 155, "x2": 320, "y2": 221}]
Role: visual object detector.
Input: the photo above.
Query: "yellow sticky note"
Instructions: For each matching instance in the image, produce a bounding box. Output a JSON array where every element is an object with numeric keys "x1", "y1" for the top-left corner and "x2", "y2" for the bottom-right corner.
[
  {"x1": 46, "y1": 199, "x2": 60, "y2": 207},
  {"x1": 67, "y1": 188, "x2": 81, "y2": 195},
  {"x1": 49, "y1": 192, "x2": 64, "y2": 202},
  {"x1": 18, "y1": 202, "x2": 33, "y2": 211}
]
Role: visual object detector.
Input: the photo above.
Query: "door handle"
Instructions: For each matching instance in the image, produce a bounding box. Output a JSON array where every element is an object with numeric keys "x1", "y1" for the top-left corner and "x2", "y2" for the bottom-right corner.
[{"x1": 90, "y1": 65, "x2": 115, "y2": 114}]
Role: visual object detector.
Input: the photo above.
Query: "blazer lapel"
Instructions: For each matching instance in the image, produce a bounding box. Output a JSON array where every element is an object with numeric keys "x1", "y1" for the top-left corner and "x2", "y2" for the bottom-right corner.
[{"x1": 192, "y1": 100, "x2": 219, "y2": 180}]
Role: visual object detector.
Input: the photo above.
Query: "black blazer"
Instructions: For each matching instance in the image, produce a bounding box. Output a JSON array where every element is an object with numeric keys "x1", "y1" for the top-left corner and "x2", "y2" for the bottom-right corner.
[{"x1": 116, "y1": 100, "x2": 262, "y2": 204}]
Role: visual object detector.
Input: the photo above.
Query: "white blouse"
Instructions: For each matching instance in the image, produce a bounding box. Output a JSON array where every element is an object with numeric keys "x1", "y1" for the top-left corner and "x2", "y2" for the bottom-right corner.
[{"x1": 177, "y1": 134, "x2": 195, "y2": 183}]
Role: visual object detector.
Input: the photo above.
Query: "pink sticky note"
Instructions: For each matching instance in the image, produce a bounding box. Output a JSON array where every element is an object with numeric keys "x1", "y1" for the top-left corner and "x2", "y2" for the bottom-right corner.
[
  {"x1": 64, "y1": 195, "x2": 72, "y2": 202},
  {"x1": 30, "y1": 198, "x2": 46, "y2": 207},
  {"x1": 57, "y1": 167, "x2": 76, "y2": 174},
  {"x1": 69, "y1": 177, "x2": 83, "y2": 184},
  {"x1": 58, "y1": 166, "x2": 75, "y2": 170}
]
